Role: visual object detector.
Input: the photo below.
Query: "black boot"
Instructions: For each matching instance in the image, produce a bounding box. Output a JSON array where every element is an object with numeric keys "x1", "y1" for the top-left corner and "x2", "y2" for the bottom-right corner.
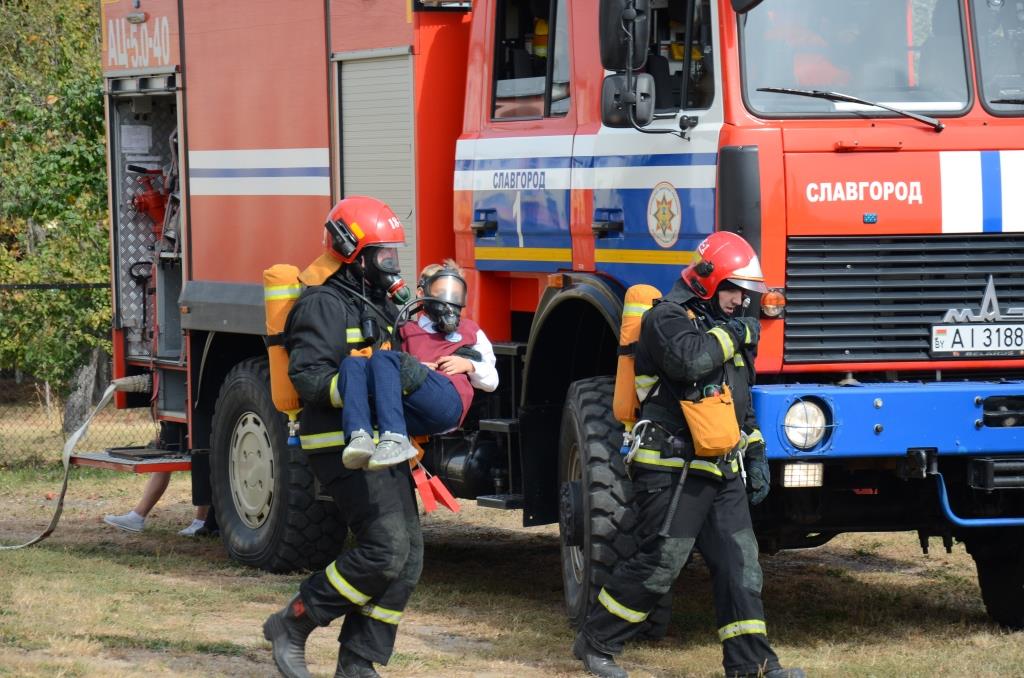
[
  {"x1": 263, "y1": 593, "x2": 318, "y2": 678},
  {"x1": 764, "y1": 668, "x2": 806, "y2": 678},
  {"x1": 572, "y1": 633, "x2": 628, "y2": 678},
  {"x1": 735, "y1": 668, "x2": 806, "y2": 678},
  {"x1": 335, "y1": 648, "x2": 381, "y2": 678}
]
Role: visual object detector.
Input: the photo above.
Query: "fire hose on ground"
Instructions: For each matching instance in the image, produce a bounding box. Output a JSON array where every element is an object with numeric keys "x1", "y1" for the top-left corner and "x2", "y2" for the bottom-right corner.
[{"x1": 0, "y1": 375, "x2": 152, "y2": 551}]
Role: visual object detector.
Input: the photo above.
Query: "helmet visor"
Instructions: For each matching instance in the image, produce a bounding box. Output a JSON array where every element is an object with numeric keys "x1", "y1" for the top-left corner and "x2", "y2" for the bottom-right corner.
[
  {"x1": 728, "y1": 277, "x2": 768, "y2": 294},
  {"x1": 426, "y1": 273, "x2": 467, "y2": 307}
]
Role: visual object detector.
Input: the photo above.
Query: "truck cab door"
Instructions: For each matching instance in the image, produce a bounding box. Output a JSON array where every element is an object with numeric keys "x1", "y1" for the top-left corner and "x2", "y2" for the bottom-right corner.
[
  {"x1": 581, "y1": 0, "x2": 723, "y2": 294},
  {"x1": 461, "y1": 0, "x2": 577, "y2": 274}
]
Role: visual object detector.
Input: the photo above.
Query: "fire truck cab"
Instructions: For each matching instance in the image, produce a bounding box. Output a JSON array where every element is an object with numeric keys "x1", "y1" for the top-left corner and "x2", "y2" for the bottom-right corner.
[{"x1": 98, "y1": 0, "x2": 1024, "y2": 633}]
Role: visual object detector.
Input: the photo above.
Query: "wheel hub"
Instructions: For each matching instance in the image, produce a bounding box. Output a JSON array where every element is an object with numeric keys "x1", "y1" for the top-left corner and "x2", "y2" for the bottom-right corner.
[
  {"x1": 562, "y1": 442, "x2": 586, "y2": 585},
  {"x1": 229, "y1": 411, "x2": 275, "y2": 529},
  {"x1": 560, "y1": 480, "x2": 583, "y2": 547}
]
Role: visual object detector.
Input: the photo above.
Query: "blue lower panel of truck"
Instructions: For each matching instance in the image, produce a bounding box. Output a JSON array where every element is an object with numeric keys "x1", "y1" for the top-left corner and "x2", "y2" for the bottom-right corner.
[{"x1": 752, "y1": 380, "x2": 1024, "y2": 460}]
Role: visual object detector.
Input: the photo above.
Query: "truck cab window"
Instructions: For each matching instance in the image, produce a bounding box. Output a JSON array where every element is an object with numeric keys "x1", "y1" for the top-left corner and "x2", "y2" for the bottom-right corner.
[
  {"x1": 741, "y1": 0, "x2": 970, "y2": 116},
  {"x1": 971, "y1": 0, "x2": 1024, "y2": 113},
  {"x1": 492, "y1": 0, "x2": 571, "y2": 119},
  {"x1": 647, "y1": 0, "x2": 715, "y2": 112}
]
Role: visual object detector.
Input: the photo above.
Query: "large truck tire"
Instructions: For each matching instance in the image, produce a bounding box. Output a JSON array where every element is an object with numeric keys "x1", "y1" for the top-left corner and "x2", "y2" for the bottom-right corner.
[
  {"x1": 558, "y1": 376, "x2": 672, "y2": 641},
  {"x1": 965, "y1": 530, "x2": 1024, "y2": 629},
  {"x1": 210, "y1": 357, "x2": 347, "y2": 572}
]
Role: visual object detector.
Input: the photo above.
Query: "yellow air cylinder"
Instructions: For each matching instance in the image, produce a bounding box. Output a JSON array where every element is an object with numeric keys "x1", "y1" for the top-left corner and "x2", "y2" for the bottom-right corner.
[
  {"x1": 263, "y1": 265, "x2": 303, "y2": 420},
  {"x1": 613, "y1": 285, "x2": 662, "y2": 427}
]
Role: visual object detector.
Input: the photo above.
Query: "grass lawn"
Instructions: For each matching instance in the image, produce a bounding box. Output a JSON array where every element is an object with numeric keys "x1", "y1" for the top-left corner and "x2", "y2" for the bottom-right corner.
[{"x1": 1, "y1": 460, "x2": 1022, "y2": 676}]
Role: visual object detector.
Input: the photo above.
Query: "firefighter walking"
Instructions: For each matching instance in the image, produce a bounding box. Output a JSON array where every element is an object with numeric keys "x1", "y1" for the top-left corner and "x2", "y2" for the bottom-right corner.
[
  {"x1": 572, "y1": 232, "x2": 804, "y2": 678},
  {"x1": 263, "y1": 196, "x2": 420, "y2": 678}
]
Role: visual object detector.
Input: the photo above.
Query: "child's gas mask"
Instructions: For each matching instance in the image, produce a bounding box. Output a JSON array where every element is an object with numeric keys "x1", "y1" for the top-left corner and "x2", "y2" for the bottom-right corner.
[{"x1": 419, "y1": 267, "x2": 468, "y2": 335}]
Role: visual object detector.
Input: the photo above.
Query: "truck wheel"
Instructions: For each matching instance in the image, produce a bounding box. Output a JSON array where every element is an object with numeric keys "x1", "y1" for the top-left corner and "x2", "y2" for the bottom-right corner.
[
  {"x1": 210, "y1": 357, "x2": 346, "y2": 572},
  {"x1": 965, "y1": 530, "x2": 1024, "y2": 629},
  {"x1": 558, "y1": 376, "x2": 671, "y2": 640}
]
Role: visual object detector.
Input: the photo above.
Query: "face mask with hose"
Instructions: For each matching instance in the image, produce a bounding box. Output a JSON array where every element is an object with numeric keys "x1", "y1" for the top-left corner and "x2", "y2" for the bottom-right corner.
[
  {"x1": 418, "y1": 267, "x2": 467, "y2": 336},
  {"x1": 385, "y1": 266, "x2": 479, "y2": 397}
]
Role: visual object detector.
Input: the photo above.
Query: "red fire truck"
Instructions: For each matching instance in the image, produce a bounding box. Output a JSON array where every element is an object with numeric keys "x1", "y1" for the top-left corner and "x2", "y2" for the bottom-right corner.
[{"x1": 93, "y1": 0, "x2": 1024, "y2": 631}]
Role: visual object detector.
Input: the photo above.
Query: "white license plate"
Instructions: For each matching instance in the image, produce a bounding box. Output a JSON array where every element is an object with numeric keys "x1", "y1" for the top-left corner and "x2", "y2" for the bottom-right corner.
[{"x1": 931, "y1": 324, "x2": 1024, "y2": 357}]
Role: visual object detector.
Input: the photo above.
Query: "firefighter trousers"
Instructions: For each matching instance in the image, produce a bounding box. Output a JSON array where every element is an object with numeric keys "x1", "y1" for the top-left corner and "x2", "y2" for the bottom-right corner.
[
  {"x1": 300, "y1": 460, "x2": 423, "y2": 666},
  {"x1": 581, "y1": 469, "x2": 780, "y2": 677}
]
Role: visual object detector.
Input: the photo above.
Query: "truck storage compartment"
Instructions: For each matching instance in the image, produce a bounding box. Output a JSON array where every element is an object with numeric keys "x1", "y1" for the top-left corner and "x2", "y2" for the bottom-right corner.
[{"x1": 106, "y1": 77, "x2": 181, "y2": 361}]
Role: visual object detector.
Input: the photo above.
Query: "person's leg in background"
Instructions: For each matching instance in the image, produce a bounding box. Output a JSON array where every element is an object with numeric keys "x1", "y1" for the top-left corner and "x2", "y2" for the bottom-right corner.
[
  {"x1": 188, "y1": 451, "x2": 215, "y2": 537},
  {"x1": 103, "y1": 471, "x2": 170, "y2": 533},
  {"x1": 104, "y1": 460, "x2": 212, "y2": 536}
]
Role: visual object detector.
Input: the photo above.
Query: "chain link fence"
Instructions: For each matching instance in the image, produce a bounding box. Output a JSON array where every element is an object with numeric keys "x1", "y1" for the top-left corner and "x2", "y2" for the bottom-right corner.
[{"x1": 0, "y1": 284, "x2": 159, "y2": 469}]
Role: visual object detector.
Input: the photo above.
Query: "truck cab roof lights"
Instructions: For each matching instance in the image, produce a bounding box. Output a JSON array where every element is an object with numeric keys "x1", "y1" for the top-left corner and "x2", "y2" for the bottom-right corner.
[{"x1": 756, "y1": 87, "x2": 946, "y2": 133}]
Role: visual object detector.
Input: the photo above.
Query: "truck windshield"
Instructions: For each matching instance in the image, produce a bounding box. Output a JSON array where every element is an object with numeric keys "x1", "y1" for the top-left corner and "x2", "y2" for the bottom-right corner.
[
  {"x1": 971, "y1": 0, "x2": 1024, "y2": 113},
  {"x1": 740, "y1": 0, "x2": 970, "y2": 117}
]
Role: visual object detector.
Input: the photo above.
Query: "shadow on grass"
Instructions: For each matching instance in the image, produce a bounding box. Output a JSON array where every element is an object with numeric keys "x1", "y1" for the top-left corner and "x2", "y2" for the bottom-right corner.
[
  {"x1": 419, "y1": 523, "x2": 996, "y2": 651},
  {"x1": 11, "y1": 505, "x2": 1000, "y2": 656},
  {"x1": 87, "y1": 633, "x2": 256, "y2": 659}
]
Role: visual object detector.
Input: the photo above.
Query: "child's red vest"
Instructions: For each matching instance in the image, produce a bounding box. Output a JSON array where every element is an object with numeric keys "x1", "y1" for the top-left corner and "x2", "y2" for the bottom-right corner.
[{"x1": 400, "y1": 318, "x2": 480, "y2": 425}]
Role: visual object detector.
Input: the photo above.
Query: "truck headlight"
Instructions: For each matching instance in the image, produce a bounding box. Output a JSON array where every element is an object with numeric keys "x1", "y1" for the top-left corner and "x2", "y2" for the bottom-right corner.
[{"x1": 783, "y1": 399, "x2": 828, "y2": 449}]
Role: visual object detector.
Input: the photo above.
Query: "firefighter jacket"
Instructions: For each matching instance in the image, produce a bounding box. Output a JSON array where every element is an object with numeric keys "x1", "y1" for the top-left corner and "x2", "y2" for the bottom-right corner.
[
  {"x1": 632, "y1": 278, "x2": 760, "y2": 483},
  {"x1": 285, "y1": 269, "x2": 395, "y2": 462}
]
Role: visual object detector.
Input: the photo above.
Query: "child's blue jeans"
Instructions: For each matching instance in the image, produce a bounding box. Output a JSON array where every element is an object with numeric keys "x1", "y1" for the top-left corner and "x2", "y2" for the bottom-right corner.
[{"x1": 338, "y1": 350, "x2": 463, "y2": 439}]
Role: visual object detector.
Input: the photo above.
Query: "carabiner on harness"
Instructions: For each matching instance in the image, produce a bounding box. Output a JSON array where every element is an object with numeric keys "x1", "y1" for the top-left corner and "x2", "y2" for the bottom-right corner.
[{"x1": 621, "y1": 419, "x2": 654, "y2": 466}]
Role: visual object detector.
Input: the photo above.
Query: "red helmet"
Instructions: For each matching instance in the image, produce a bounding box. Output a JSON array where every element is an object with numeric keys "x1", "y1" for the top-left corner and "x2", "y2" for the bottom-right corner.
[
  {"x1": 682, "y1": 231, "x2": 767, "y2": 300},
  {"x1": 323, "y1": 196, "x2": 406, "y2": 264}
]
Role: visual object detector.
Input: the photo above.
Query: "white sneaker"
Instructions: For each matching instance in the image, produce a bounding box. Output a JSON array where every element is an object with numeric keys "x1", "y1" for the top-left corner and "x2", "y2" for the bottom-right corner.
[
  {"x1": 178, "y1": 519, "x2": 205, "y2": 536},
  {"x1": 367, "y1": 432, "x2": 418, "y2": 471},
  {"x1": 103, "y1": 511, "x2": 145, "y2": 533},
  {"x1": 342, "y1": 430, "x2": 376, "y2": 470}
]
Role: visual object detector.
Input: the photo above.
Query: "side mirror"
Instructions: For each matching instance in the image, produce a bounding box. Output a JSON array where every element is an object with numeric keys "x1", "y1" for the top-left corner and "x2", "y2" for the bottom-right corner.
[
  {"x1": 731, "y1": 0, "x2": 765, "y2": 12},
  {"x1": 601, "y1": 73, "x2": 654, "y2": 128},
  {"x1": 598, "y1": 0, "x2": 650, "y2": 72}
]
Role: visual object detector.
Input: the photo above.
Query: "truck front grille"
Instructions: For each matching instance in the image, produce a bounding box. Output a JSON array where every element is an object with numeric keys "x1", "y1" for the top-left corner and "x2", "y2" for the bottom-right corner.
[{"x1": 784, "y1": 234, "x2": 1024, "y2": 363}]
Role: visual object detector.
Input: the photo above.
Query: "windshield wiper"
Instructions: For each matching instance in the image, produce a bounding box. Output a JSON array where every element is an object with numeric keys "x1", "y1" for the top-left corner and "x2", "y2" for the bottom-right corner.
[
  {"x1": 991, "y1": 98, "x2": 1024, "y2": 105},
  {"x1": 757, "y1": 87, "x2": 945, "y2": 132}
]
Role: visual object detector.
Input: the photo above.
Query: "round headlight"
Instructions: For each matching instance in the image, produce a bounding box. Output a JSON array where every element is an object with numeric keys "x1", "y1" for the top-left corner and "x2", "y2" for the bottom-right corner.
[
  {"x1": 783, "y1": 399, "x2": 827, "y2": 449},
  {"x1": 761, "y1": 290, "x2": 787, "y2": 318}
]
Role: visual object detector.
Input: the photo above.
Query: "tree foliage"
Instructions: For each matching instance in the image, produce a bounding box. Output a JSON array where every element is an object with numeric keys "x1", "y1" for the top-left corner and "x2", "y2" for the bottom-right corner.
[{"x1": 0, "y1": 0, "x2": 110, "y2": 392}]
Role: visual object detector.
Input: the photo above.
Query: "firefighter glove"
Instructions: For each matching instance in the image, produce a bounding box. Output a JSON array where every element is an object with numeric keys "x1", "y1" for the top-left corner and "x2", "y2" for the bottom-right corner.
[
  {"x1": 399, "y1": 351, "x2": 430, "y2": 395},
  {"x1": 745, "y1": 440, "x2": 770, "y2": 505},
  {"x1": 725, "y1": 317, "x2": 760, "y2": 348}
]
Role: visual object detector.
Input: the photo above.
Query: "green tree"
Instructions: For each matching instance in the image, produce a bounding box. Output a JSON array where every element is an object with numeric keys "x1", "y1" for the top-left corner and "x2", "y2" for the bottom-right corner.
[{"x1": 0, "y1": 0, "x2": 110, "y2": 392}]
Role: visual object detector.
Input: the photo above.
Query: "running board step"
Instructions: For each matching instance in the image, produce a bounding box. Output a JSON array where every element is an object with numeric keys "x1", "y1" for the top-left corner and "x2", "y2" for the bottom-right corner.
[
  {"x1": 479, "y1": 418, "x2": 518, "y2": 433},
  {"x1": 476, "y1": 493, "x2": 523, "y2": 510},
  {"x1": 492, "y1": 342, "x2": 526, "y2": 357},
  {"x1": 108, "y1": 446, "x2": 174, "y2": 459},
  {"x1": 71, "y1": 451, "x2": 191, "y2": 474}
]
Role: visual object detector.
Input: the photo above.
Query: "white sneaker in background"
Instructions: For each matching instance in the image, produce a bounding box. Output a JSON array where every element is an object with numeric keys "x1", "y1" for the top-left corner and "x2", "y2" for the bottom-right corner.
[
  {"x1": 178, "y1": 518, "x2": 205, "y2": 537},
  {"x1": 103, "y1": 510, "x2": 145, "y2": 533}
]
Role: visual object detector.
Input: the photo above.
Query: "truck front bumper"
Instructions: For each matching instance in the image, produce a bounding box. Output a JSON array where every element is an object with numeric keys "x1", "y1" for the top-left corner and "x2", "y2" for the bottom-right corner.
[{"x1": 752, "y1": 380, "x2": 1024, "y2": 460}]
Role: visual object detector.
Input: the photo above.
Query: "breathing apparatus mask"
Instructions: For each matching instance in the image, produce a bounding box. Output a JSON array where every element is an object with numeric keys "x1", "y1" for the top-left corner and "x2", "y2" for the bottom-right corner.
[
  {"x1": 361, "y1": 246, "x2": 413, "y2": 305},
  {"x1": 419, "y1": 267, "x2": 467, "y2": 335}
]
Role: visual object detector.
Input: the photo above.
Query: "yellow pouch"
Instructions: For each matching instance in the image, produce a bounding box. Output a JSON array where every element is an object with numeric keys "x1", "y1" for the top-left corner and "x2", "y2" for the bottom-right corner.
[{"x1": 680, "y1": 384, "x2": 741, "y2": 457}]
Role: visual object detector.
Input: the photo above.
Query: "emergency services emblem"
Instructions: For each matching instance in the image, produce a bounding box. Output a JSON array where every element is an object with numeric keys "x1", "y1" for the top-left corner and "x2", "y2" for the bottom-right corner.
[{"x1": 647, "y1": 182, "x2": 681, "y2": 248}]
